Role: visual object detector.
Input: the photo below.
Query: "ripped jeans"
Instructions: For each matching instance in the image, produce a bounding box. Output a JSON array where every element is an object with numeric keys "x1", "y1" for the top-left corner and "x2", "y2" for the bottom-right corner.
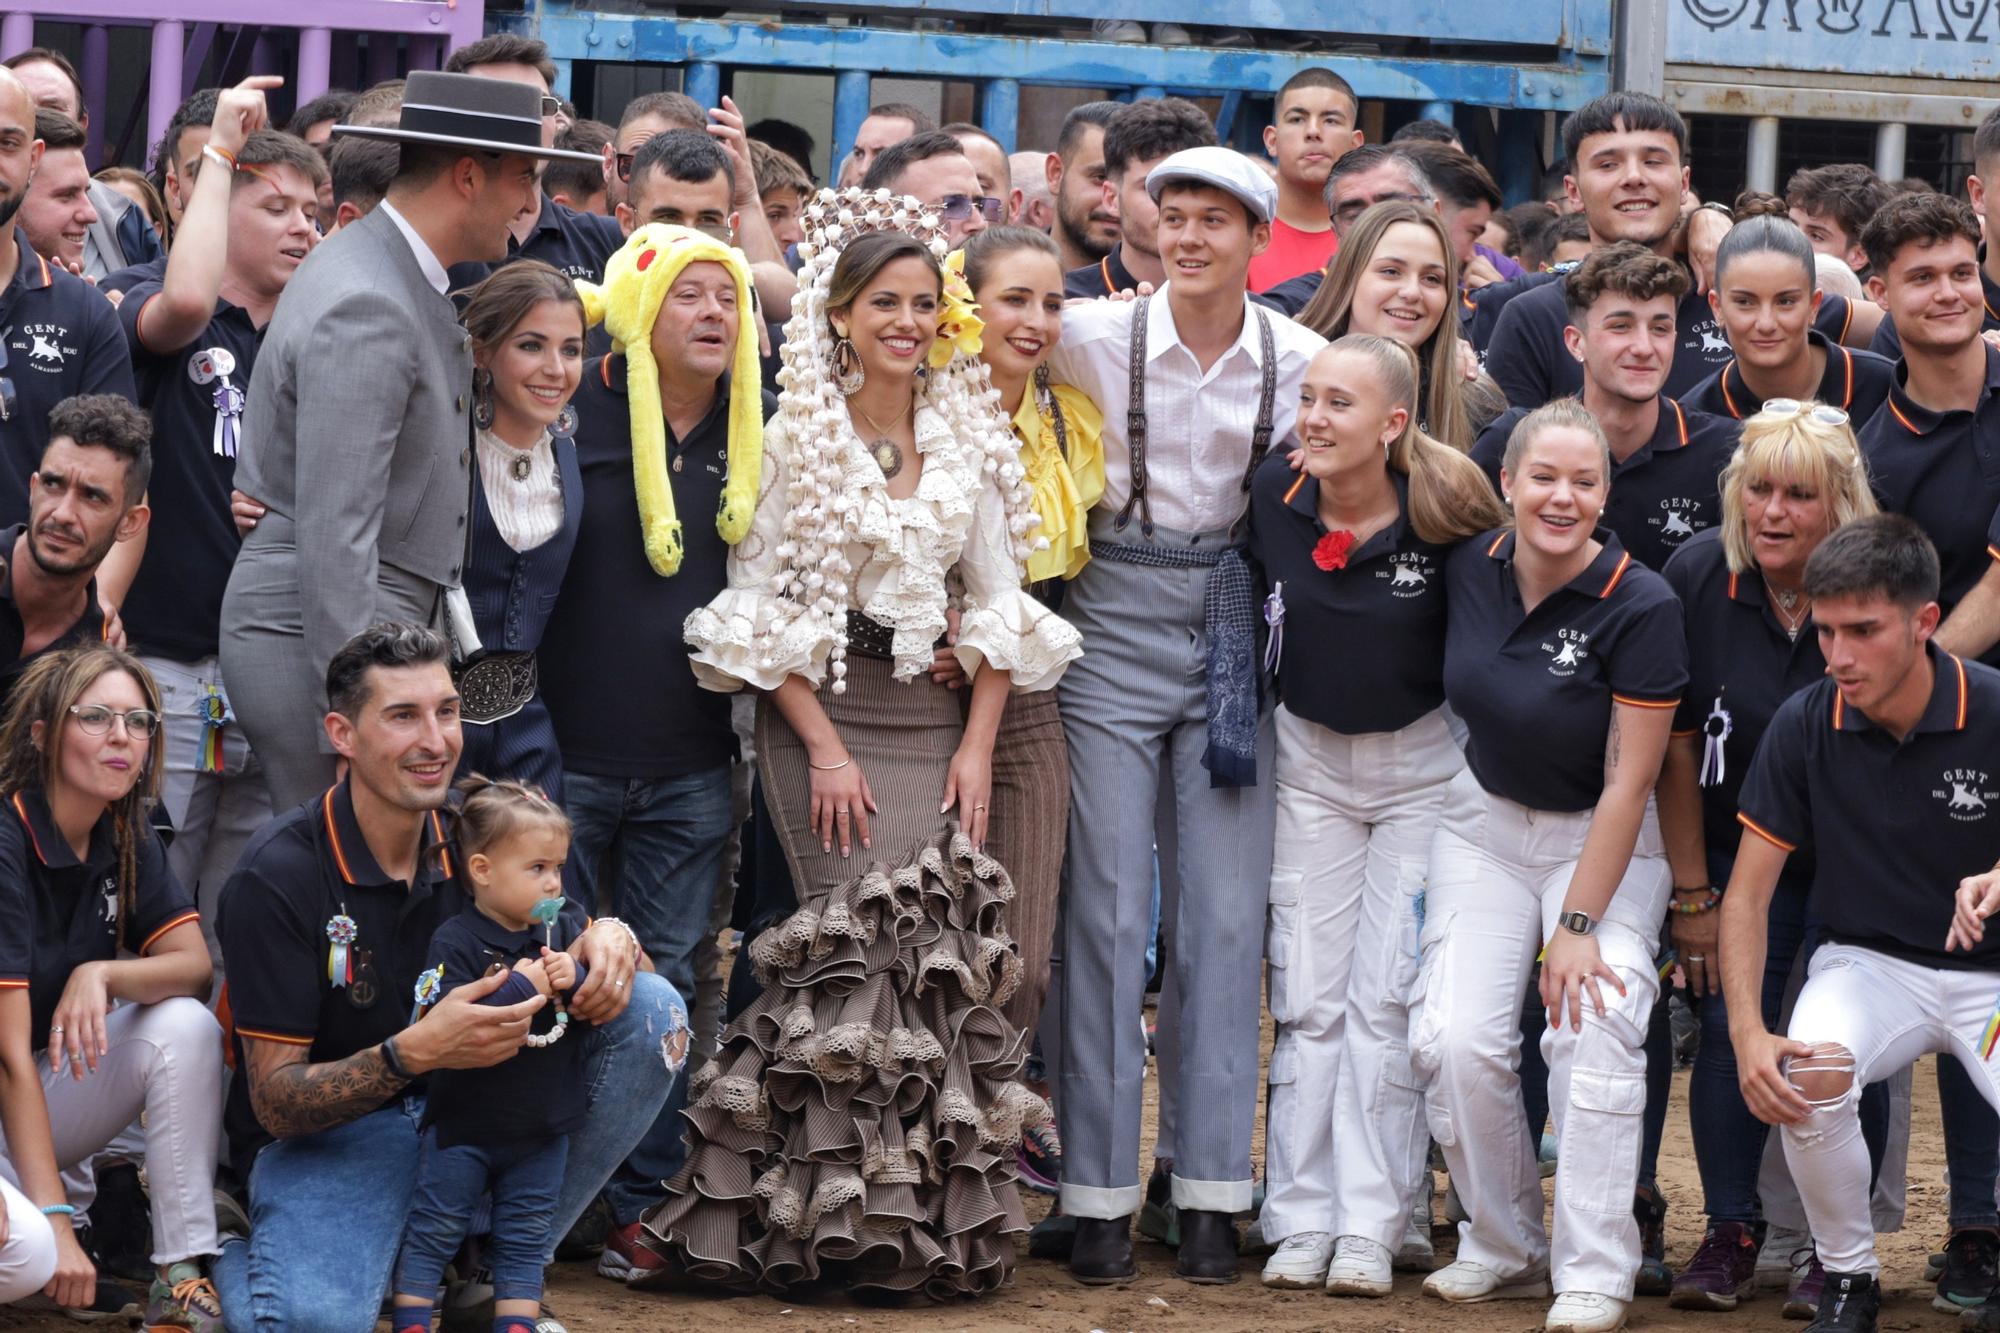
[
  {"x1": 1409, "y1": 769, "x2": 1669, "y2": 1301},
  {"x1": 1781, "y1": 942, "x2": 2000, "y2": 1277},
  {"x1": 215, "y1": 972, "x2": 686, "y2": 1333}
]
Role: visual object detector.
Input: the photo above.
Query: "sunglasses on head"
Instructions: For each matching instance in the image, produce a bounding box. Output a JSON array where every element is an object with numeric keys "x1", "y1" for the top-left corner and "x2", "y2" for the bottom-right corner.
[
  {"x1": 1760, "y1": 398, "x2": 1850, "y2": 427},
  {"x1": 936, "y1": 194, "x2": 1006, "y2": 225}
]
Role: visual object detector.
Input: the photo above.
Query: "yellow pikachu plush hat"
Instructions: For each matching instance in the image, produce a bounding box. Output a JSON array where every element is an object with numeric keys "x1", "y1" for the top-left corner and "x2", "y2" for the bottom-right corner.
[{"x1": 577, "y1": 224, "x2": 763, "y2": 576}]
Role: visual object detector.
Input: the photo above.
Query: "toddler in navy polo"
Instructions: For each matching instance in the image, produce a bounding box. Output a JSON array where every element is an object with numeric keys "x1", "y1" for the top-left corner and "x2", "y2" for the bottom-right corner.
[{"x1": 391, "y1": 777, "x2": 588, "y2": 1333}]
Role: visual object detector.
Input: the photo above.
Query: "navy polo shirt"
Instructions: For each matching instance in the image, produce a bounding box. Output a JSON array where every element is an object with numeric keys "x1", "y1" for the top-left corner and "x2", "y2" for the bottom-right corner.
[
  {"x1": 0, "y1": 786, "x2": 196, "y2": 1040},
  {"x1": 418, "y1": 901, "x2": 589, "y2": 1148},
  {"x1": 1064, "y1": 249, "x2": 1141, "y2": 301},
  {"x1": 446, "y1": 197, "x2": 624, "y2": 294},
  {"x1": 1470, "y1": 396, "x2": 1741, "y2": 573},
  {"x1": 117, "y1": 281, "x2": 261, "y2": 661},
  {"x1": 1661, "y1": 528, "x2": 1824, "y2": 892},
  {"x1": 1485, "y1": 274, "x2": 1731, "y2": 410},
  {"x1": 1856, "y1": 343, "x2": 2000, "y2": 648},
  {"x1": 1243, "y1": 456, "x2": 1457, "y2": 735},
  {"x1": 1681, "y1": 329, "x2": 1894, "y2": 429},
  {"x1": 1738, "y1": 644, "x2": 2000, "y2": 969},
  {"x1": 0, "y1": 523, "x2": 105, "y2": 707},
  {"x1": 1463, "y1": 270, "x2": 1563, "y2": 356},
  {"x1": 1263, "y1": 267, "x2": 1323, "y2": 319},
  {"x1": 538, "y1": 356, "x2": 772, "y2": 780},
  {"x1": 1870, "y1": 256, "x2": 2000, "y2": 361},
  {"x1": 0, "y1": 231, "x2": 136, "y2": 527},
  {"x1": 214, "y1": 781, "x2": 463, "y2": 1164},
  {"x1": 1443, "y1": 528, "x2": 1687, "y2": 812},
  {"x1": 100, "y1": 255, "x2": 167, "y2": 300}
]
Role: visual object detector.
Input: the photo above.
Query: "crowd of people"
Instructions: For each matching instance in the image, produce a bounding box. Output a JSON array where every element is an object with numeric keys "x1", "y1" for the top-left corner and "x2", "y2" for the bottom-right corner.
[{"x1": 0, "y1": 27, "x2": 1989, "y2": 1333}]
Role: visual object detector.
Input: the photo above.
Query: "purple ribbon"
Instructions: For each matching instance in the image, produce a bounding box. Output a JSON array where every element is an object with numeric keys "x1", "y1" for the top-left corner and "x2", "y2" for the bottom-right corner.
[{"x1": 211, "y1": 380, "x2": 243, "y2": 459}]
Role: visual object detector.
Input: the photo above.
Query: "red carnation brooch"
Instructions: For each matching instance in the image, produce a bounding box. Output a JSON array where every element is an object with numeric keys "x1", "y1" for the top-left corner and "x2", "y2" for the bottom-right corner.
[{"x1": 1313, "y1": 530, "x2": 1356, "y2": 572}]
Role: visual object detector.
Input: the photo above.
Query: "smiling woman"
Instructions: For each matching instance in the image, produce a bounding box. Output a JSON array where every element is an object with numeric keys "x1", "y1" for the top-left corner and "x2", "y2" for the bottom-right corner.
[{"x1": 453, "y1": 260, "x2": 589, "y2": 802}]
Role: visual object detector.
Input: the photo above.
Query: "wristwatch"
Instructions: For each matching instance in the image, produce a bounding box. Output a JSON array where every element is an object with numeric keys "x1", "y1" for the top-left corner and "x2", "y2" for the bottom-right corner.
[{"x1": 1558, "y1": 910, "x2": 1597, "y2": 936}]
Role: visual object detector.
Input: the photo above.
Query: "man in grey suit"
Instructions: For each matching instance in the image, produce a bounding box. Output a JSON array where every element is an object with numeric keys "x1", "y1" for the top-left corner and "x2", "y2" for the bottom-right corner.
[{"x1": 221, "y1": 71, "x2": 600, "y2": 809}]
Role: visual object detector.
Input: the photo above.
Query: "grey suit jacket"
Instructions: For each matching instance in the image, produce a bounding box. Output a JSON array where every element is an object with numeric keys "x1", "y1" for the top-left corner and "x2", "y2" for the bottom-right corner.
[{"x1": 234, "y1": 204, "x2": 473, "y2": 675}]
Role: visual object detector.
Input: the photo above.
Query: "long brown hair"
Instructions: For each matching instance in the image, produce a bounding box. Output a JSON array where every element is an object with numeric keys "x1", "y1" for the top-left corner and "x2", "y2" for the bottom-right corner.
[
  {"x1": 1297, "y1": 201, "x2": 1473, "y2": 449},
  {"x1": 0, "y1": 647, "x2": 164, "y2": 951},
  {"x1": 1330, "y1": 334, "x2": 1506, "y2": 543}
]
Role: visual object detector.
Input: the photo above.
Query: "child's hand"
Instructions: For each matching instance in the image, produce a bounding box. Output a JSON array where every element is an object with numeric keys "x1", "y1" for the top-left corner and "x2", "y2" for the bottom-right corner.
[
  {"x1": 540, "y1": 947, "x2": 577, "y2": 993},
  {"x1": 511, "y1": 957, "x2": 553, "y2": 998}
]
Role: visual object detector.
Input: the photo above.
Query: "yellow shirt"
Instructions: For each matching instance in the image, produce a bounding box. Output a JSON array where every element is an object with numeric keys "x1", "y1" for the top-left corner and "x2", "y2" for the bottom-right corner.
[{"x1": 1012, "y1": 383, "x2": 1105, "y2": 584}]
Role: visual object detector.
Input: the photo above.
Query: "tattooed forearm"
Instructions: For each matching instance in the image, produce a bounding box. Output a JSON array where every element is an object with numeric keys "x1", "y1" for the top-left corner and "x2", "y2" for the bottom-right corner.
[
  {"x1": 244, "y1": 1039, "x2": 408, "y2": 1139},
  {"x1": 1606, "y1": 711, "x2": 1623, "y2": 778}
]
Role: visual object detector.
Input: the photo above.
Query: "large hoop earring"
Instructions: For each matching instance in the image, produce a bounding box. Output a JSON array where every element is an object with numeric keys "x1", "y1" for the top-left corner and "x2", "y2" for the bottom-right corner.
[
  {"x1": 831, "y1": 337, "x2": 866, "y2": 396},
  {"x1": 472, "y1": 368, "x2": 495, "y2": 431}
]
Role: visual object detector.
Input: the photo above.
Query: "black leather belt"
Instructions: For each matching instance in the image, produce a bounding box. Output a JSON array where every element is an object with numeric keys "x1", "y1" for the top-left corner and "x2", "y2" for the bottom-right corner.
[
  {"x1": 844, "y1": 610, "x2": 895, "y2": 661},
  {"x1": 456, "y1": 650, "x2": 538, "y2": 724}
]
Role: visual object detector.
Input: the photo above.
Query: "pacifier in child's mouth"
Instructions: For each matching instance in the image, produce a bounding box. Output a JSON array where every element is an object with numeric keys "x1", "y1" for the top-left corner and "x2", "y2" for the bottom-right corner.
[{"x1": 529, "y1": 895, "x2": 566, "y2": 927}]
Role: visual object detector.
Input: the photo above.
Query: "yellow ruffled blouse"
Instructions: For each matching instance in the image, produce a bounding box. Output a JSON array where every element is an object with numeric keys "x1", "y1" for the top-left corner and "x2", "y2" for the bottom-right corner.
[{"x1": 1012, "y1": 383, "x2": 1105, "y2": 585}]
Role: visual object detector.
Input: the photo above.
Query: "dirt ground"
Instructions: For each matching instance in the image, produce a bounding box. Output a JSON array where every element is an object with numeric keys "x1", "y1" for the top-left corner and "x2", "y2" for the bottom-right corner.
[{"x1": 0, "y1": 1010, "x2": 1964, "y2": 1332}]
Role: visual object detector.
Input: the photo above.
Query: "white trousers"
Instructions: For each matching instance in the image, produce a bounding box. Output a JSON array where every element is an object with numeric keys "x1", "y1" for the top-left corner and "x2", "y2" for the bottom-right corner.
[
  {"x1": 0, "y1": 998, "x2": 223, "y2": 1265},
  {"x1": 1261, "y1": 706, "x2": 1461, "y2": 1249},
  {"x1": 0, "y1": 1178, "x2": 55, "y2": 1300},
  {"x1": 1410, "y1": 770, "x2": 1669, "y2": 1300},
  {"x1": 1782, "y1": 943, "x2": 2000, "y2": 1275}
]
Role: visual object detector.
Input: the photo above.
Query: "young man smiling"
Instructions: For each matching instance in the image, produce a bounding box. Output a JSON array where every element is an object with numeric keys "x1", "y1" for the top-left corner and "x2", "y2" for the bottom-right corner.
[
  {"x1": 1473, "y1": 244, "x2": 1741, "y2": 573},
  {"x1": 1051, "y1": 145, "x2": 1325, "y2": 1287},
  {"x1": 110, "y1": 79, "x2": 322, "y2": 967},
  {"x1": 1871, "y1": 106, "x2": 2000, "y2": 361},
  {"x1": 1249, "y1": 68, "x2": 1362, "y2": 293},
  {"x1": 1486, "y1": 93, "x2": 1735, "y2": 411}
]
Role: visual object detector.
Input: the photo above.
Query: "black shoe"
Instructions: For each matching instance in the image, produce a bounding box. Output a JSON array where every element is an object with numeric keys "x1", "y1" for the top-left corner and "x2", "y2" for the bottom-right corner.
[
  {"x1": 554, "y1": 1193, "x2": 612, "y2": 1262},
  {"x1": 1173, "y1": 1209, "x2": 1240, "y2": 1285},
  {"x1": 1069, "y1": 1215, "x2": 1135, "y2": 1285},
  {"x1": 1634, "y1": 1183, "x2": 1674, "y2": 1296},
  {"x1": 88, "y1": 1162, "x2": 153, "y2": 1284},
  {"x1": 1028, "y1": 1208, "x2": 1077, "y2": 1260},
  {"x1": 1807, "y1": 1271, "x2": 1880, "y2": 1333},
  {"x1": 57, "y1": 1276, "x2": 142, "y2": 1323},
  {"x1": 1938, "y1": 1229, "x2": 2000, "y2": 1312}
]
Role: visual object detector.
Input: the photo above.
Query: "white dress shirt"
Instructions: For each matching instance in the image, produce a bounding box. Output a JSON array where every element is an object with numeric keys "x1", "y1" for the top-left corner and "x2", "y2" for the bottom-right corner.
[
  {"x1": 378, "y1": 200, "x2": 450, "y2": 296},
  {"x1": 1050, "y1": 284, "x2": 1326, "y2": 535}
]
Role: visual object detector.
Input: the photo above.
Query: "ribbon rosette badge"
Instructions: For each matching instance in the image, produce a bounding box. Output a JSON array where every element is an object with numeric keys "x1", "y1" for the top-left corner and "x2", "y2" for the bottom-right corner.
[
  {"x1": 1313, "y1": 530, "x2": 1356, "y2": 572},
  {"x1": 930, "y1": 252, "x2": 985, "y2": 368}
]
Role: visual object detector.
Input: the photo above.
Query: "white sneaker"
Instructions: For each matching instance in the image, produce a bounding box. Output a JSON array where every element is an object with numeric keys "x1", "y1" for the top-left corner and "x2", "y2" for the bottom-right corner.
[
  {"x1": 1424, "y1": 1259, "x2": 1552, "y2": 1303},
  {"x1": 1091, "y1": 19, "x2": 1146, "y2": 40},
  {"x1": 1546, "y1": 1290, "x2": 1628, "y2": 1333},
  {"x1": 1395, "y1": 1193, "x2": 1435, "y2": 1272},
  {"x1": 1261, "y1": 1231, "x2": 1335, "y2": 1288},
  {"x1": 1325, "y1": 1235, "x2": 1393, "y2": 1296},
  {"x1": 1757, "y1": 1224, "x2": 1810, "y2": 1289}
]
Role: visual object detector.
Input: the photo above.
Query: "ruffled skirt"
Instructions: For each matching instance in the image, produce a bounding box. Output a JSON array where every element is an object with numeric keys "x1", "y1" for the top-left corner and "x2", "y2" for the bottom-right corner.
[{"x1": 639, "y1": 652, "x2": 1045, "y2": 1298}]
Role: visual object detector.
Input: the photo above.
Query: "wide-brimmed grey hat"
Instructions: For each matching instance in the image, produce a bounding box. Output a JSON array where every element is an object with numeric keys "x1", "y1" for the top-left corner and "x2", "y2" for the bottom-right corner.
[{"x1": 331, "y1": 70, "x2": 600, "y2": 164}]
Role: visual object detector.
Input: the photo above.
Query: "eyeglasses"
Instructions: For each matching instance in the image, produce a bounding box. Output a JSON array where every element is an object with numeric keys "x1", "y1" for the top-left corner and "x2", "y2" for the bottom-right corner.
[
  {"x1": 1760, "y1": 398, "x2": 1850, "y2": 427},
  {"x1": 68, "y1": 705, "x2": 161, "y2": 739},
  {"x1": 0, "y1": 337, "x2": 14, "y2": 424},
  {"x1": 614, "y1": 152, "x2": 635, "y2": 182},
  {"x1": 538, "y1": 94, "x2": 561, "y2": 119},
  {"x1": 1330, "y1": 192, "x2": 1429, "y2": 226},
  {"x1": 936, "y1": 194, "x2": 1007, "y2": 225}
]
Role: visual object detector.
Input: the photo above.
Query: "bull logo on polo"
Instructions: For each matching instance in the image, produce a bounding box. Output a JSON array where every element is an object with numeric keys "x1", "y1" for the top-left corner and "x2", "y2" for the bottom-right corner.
[
  {"x1": 1380, "y1": 553, "x2": 1434, "y2": 599},
  {"x1": 1654, "y1": 499, "x2": 1702, "y2": 543},
  {"x1": 1692, "y1": 323, "x2": 1730, "y2": 355},
  {"x1": 98, "y1": 875, "x2": 116, "y2": 929},
  {"x1": 1937, "y1": 769, "x2": 2000, "y2": 822},
  {"x1": 15, "y1": 323, "x2": 75, "y2": 372},
  {"x1": 1543, "y1": 628, "x2": 1591, "y2": 676}
]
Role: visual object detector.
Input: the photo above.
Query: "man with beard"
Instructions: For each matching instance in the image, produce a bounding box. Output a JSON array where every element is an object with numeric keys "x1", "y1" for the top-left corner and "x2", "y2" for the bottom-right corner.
[
  {"x1": 1047, "y1": 102, "x2": 1119, "y2": 271},
  {"x1": 0, "y1": 69, "x2": 136, "y2": 526},
  {"x1": 0, "y1": 393, "x2": 149, "y2": 704},
  {"x1": 1063, "y1": 98, "x2": 1215, "y2": 298},
  {"x1": 218, "y1": 71, "x2": 598, "y2": 810}
]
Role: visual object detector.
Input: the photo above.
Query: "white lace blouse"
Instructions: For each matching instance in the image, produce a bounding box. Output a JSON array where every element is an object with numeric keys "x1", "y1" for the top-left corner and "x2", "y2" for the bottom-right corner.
[
  {"x1": 684, "y1": 404, "x2": 1081, "y2": 694},
  {"x1": 475, "y1": 428, "x2": 563, "y2": 552}
]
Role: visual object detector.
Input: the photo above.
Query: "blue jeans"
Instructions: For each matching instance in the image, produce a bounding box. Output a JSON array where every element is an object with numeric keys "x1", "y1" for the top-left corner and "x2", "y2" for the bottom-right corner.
[
  {"x1": 213, "y1": 971, "x2": 684, "y2": 1333},
  {"x1": 563, "y1": 767, "x2": 731, "y2": 1223},
  {"x1": 394, "y1": 1131, "x2": 567, "y2": 1304}
]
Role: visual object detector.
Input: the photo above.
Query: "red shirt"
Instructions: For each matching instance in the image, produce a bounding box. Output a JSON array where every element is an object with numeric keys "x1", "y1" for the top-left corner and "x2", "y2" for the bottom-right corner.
[{"x1": 1249, "y1": 217, "x2": 1338, "y2": 293}]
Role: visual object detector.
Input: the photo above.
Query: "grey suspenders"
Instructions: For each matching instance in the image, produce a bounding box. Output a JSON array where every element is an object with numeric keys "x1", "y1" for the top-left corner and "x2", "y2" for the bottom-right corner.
[{"x1": 1112, "y1": 293, "x2": 1280, "y2": 537}]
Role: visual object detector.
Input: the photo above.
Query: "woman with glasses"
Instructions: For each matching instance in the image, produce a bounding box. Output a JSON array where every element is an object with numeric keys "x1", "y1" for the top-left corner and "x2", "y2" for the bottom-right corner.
[
  {"x1": 453, "y1": 261, "x2": 587, "y2": 801},
  {"x1": 1655, "y1": 401, "x2": 1890, "y2": 1315},
  {"x1": 646, "y1": 194, "x2": 1080, "y2": 1296},
  {"x1": 1294, "y1": 201, "x2": 1491, "y2": 448},
  {"x1": 0, "y1": 646, "x2": 224, "y2": 1321},
  {"x1": 1683, "y1": 217, "x2": 1896, "y2": 429}
]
